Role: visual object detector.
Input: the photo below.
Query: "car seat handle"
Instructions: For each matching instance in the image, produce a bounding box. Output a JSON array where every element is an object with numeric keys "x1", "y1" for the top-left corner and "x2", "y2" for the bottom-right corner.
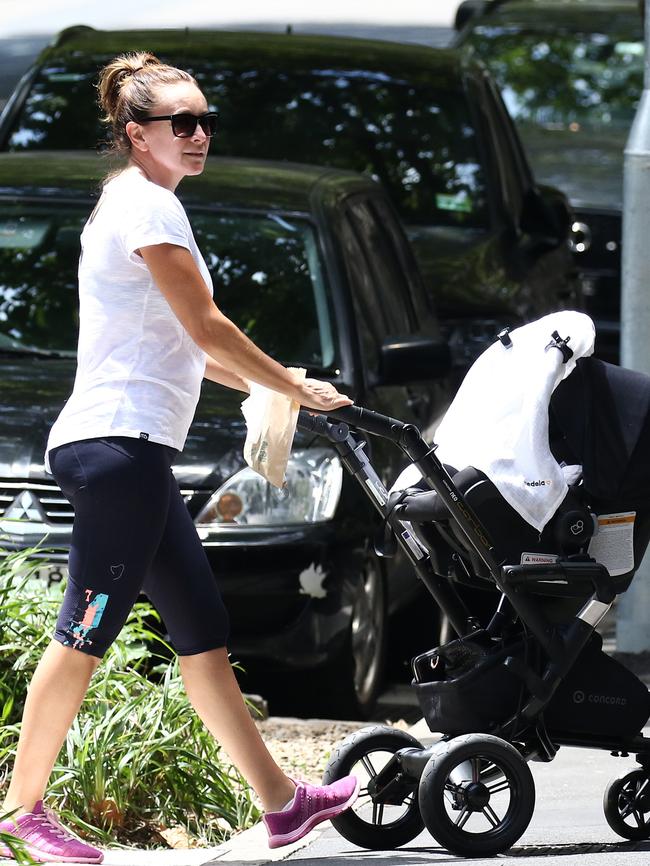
[{"x1": 545, "y1": 330, "x2": 573, "y2": 363}]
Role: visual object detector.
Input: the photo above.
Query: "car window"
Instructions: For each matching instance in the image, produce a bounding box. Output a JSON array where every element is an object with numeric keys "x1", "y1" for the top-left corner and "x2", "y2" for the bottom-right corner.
[
  {"x1": 6, "y1": 55, "x2": 489, "y2": 229},
  {"x1": 365, "y1": 194, "x2": 437, "y2": 323},
  {"x1": 466, "y1": 25, "x2": 643, "y2": 131},
  {"x1": 0, "y1": 208, "x2": 83, "y2": 353},
  {"x1": 338, "y1": 215, "x2": 384, "y2": 377},
  {"x1": 194, "y1": 211, "x2": 337, "y2": 369},
  {"x1": 0, "y1": 203, "x2": 338, "y2": 368},
  {"x1": 480, "y1": 76, "x2": 528, "y2": 216},
  {"x1": 346, "y1": 196, "x2": 416, "y2": 334}
]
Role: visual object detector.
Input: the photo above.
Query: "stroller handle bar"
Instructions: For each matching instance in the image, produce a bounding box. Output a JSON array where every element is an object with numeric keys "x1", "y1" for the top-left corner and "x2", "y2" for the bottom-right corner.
[
  {"x1": 299, "y1": 405, "x2": 409, "y2": 443},
  {"x1": 297, "y1": 405, "x2": 503, "y2": 578}
]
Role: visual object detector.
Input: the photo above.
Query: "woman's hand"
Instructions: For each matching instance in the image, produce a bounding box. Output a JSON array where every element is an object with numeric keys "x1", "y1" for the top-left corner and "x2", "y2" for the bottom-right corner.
[{"x1": 297, "y1": 378, "x2": 353, "y2": 412}]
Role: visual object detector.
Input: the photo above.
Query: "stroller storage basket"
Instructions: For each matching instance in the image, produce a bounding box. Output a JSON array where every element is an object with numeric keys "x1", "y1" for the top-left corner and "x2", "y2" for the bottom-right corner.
[
  {"x1": 413, "y1": 633, "x2": 650, "y2": 738},
  {"x1": 412, "y1": 638, "x2": 525, "y2": 736}
]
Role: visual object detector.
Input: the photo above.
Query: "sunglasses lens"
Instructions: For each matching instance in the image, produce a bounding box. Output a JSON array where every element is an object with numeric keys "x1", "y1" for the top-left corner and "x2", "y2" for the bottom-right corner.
[
  {"x1": 171, "y1": 114, "x2": 196, "y2": 137},
  {"x1": 170, "y1": 113, "x2": 217, "y2": 137},
  {"x1": 199, "y1": 114, "x2": 218, "y2": 136}
]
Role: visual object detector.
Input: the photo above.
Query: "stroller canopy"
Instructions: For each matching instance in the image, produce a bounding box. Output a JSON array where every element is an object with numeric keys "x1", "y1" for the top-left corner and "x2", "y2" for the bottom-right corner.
[{"x1": 551, "y1": 353, "x2": 650, "y2": 512}]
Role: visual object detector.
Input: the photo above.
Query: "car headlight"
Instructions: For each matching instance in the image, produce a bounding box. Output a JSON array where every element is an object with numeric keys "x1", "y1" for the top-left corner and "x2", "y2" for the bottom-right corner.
[
  {"x1": 194, "y1": 447, "x2": 343, "y2": 528},
  {"x1": 569, "y1": 220, "x2": 592, "y2": 254}
]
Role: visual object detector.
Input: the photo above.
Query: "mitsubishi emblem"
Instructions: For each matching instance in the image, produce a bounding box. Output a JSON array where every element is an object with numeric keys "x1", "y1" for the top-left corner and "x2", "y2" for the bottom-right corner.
[{"x1": 1, "y1": 490, "x2": 47, "y2": 534}]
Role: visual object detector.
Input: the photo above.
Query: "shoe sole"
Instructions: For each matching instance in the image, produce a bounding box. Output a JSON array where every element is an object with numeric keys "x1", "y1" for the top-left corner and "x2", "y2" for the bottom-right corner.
[
  {"x1": 266, "y1": 778, "x2": 360, "y2": 849},
  {"x1": 0, "y1": 841, "x2": 103, "y2": 863}
]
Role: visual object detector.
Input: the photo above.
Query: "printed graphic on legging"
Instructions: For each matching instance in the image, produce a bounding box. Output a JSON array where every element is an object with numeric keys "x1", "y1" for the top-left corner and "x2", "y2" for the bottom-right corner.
[{"x1": 63, "y1": 589, "x2": 109, "y2": 651}]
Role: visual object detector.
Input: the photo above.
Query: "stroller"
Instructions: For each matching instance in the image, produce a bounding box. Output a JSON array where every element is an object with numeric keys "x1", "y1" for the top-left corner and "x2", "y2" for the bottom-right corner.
[{"x1": 296, "y1": 312, "x2": 650, "y2": 857}]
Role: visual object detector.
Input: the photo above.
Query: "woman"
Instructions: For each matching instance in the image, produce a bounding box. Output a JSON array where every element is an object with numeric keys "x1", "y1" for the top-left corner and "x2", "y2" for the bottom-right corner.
[{"x1": 0, "y1": 52, "x2": 358, "y2": 863}]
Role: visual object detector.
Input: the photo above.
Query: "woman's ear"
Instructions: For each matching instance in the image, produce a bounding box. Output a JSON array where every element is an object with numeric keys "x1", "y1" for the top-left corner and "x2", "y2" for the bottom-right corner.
[{"x1": 126, "y1": 120, "x2": 148, "y2": 153}]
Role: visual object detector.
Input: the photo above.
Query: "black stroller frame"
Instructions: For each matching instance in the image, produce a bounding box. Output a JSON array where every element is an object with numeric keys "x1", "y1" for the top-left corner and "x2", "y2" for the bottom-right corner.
[{"x1": 298, "y1": 401, "x2": 650, "y2": 857}]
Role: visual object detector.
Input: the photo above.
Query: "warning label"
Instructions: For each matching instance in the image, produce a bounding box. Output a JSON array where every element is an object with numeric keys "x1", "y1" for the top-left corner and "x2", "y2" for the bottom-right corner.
[
  {"x1": 520, "y1": 552, "x2": 560, "y2": 566},
  {"x1": 588, "y1": 511, "x2": 636, "y2": 577}
]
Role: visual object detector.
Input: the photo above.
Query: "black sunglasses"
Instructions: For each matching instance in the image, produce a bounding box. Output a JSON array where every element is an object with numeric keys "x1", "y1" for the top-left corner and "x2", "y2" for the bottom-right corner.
[{"x1": 140, "y1": 112, "x2": 218, "y2": 138}]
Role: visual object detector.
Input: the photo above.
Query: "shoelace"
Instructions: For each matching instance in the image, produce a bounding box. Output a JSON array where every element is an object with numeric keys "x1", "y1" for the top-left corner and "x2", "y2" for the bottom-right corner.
[{"x1": 35, "y1": 810, "x2": 76, "y2": 841}]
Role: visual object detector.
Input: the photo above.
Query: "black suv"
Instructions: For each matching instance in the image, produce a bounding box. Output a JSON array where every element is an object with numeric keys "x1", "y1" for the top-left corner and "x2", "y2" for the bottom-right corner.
[
  {"x1": 0, "y1": 150, "x2": 452, "y2": 718},
  {"x1": 0, "y1": 26, "x2": 580, "y2": 361},
  {"x1": 454, "y1": 0, "x2": 643, "y2": 362}
]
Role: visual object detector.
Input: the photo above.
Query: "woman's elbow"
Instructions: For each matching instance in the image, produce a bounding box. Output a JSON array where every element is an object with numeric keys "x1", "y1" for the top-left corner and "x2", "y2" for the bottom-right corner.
[{"x1": 191, "y1": 310, "x2": 236, "y2": 356}]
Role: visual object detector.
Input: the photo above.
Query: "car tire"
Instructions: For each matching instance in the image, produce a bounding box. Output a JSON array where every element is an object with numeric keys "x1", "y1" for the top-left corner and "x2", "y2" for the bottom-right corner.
[{"x1": 308, "y1": 551, "x2": 387, "y2": 720}]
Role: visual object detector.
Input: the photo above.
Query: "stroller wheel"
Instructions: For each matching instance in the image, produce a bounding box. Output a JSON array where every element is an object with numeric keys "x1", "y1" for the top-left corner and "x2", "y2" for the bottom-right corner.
[
  {"x1": 604, "y1": 768, "x2": 650, "y2": 840},
  {"x1": 418, "y1": 733, "x2": 535, "y2": 857},
  {"x1": 322, "y1": 724, "x2": 425, "y2": 849}
]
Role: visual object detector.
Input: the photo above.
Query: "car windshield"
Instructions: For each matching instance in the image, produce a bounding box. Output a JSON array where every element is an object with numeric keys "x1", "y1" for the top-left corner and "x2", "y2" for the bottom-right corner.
[
  {"x1": 0, "y1": 203, "x2": 337, "y2": 367},
  {"x1": 466, "y1": 25, "x2": 643, "y2": 132},
  {"x1": 6, "y1": 56, "x2": 488, "y2": 228}
]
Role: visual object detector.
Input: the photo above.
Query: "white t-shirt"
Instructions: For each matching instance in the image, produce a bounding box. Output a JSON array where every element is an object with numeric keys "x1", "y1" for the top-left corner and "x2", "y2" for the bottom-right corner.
[{"x1": 45, "y1": 169, "x2": 209, "y2": 470}]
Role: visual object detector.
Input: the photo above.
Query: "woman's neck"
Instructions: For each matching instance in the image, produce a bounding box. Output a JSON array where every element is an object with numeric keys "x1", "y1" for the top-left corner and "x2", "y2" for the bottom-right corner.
[{"x1": 127, "y1": 155, "x2": 179, "y2": 192}]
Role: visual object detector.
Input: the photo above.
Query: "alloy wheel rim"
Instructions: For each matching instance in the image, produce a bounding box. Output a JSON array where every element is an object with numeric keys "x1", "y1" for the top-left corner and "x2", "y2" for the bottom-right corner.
[{"x1": 350, "y1": 557, "x2": 384, "y2": 704}]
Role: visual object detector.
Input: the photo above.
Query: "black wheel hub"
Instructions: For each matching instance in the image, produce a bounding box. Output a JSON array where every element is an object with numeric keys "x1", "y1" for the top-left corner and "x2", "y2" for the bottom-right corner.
[
  {"x1": 637, "y1": 790, "x2": 650, "y2": 811},
  {"x1": 464, "y1": 782, "x2": 491, "y2": 811}
]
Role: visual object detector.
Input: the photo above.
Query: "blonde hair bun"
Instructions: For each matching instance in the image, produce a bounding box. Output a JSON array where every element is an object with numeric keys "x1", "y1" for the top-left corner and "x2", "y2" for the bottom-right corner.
[{"x1": 97, "y1": 52, "x2": 161, "y2": 123}]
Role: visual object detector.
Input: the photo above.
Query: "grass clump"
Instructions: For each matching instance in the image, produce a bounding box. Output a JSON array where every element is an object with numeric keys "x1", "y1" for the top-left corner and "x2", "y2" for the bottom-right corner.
[{"x1": 0, "y1": 550, "x2": 259, "y2": 851}]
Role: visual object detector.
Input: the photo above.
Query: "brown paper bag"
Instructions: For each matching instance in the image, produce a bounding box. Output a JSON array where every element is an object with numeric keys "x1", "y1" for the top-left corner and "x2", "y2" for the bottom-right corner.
[{"x1": 241, "y1": 368, "x2": 306, "y2": 488}]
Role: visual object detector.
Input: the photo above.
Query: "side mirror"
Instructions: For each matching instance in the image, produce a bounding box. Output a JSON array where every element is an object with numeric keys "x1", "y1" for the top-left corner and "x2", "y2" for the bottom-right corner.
[
  {"x1": 518, "y1": 185, "x2": 573, "y2": 257},
  {"x1": 379, "y1": 335, "x2": 451, "y2": 386}
]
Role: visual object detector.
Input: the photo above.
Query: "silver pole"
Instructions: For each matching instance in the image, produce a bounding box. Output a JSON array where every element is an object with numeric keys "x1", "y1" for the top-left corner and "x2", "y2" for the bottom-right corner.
[{"x1": 617, "y1": 0, "x2": 650, "y2": 651}]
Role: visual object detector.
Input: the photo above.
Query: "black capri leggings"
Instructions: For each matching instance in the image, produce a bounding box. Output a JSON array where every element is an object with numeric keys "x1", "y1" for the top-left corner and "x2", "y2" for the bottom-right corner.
[{"x1": 48, "y1": 436, "x2": 229, "y2": 659}]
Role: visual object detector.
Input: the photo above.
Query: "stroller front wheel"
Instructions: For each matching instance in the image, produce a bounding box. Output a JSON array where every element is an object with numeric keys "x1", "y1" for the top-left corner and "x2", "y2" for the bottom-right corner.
[
  {"x1": 604, "y1": 768, "x2": 650, "y2": 840},
  {"x1": 418, "y1": 733, "x2": 535, "y2": 857},
  {"x1": 322, "y1": 724, "x2": 425, "y2": 849}
]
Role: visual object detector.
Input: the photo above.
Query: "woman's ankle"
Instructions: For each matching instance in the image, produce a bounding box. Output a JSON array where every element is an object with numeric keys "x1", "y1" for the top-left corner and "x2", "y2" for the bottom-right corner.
[
  {"x1": 1, "y1": 801, "x2": 34, "y2": 820},
  {"x1": 264, "y1": 779, "x2": 297, "y2": 814}
]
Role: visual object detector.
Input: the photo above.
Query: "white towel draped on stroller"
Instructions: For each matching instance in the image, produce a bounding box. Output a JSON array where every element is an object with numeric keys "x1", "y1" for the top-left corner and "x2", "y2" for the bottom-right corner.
[{"x1": 393, "y1": 311, "x2": 596, "y2": 532}]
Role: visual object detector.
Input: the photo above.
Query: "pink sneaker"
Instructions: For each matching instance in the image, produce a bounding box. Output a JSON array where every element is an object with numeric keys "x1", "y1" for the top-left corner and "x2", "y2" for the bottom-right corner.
[
  {"x1": 0, "y1": 800, "x2": 104, "y2": 863},
  {"x1": 263, "y1": 776, "x2": 359, "y2": 849}
]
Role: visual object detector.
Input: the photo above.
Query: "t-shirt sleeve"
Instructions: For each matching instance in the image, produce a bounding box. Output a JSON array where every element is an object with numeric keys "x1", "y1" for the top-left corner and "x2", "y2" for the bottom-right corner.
[{"x1": 120, "y1": 185, "x2": 191, "y2": 265}]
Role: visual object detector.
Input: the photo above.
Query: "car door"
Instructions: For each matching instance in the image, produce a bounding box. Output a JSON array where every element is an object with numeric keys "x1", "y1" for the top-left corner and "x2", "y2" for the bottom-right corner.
[
  {"x1": 337, "y1": 189, "x2": 451, "y2": 612},
  {"x1": 476, "y1": 72, "x2": 578, "y2": 314},
  {"x1": 342, "y1": 192, "x2": 448, "y2": 432}
]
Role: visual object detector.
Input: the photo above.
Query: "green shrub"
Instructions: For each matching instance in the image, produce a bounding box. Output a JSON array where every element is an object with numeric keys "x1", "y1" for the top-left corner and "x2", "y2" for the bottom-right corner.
[{"x1": 0, "y1": 550, "x2": 260, "y2": 850}]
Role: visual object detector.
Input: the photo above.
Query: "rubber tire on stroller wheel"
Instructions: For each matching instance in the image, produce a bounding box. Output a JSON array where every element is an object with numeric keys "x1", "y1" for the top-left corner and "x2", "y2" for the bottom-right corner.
[
  {"x1": 322, "y1": 724, "x2": 425, "y2": 849},
  {"x1": 604, "y1": 768, "x2": 650, "y2": 840},
  {"x1": 418, "y1": 733, "x2": 535, "y2": 857}
]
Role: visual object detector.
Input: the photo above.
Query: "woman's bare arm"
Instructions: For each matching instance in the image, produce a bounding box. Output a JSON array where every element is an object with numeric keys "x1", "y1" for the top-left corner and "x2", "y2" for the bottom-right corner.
[
  {"x1": 139, "y1": 243, "x2": 352, "y2": 411},
  {"x1": 204, "y1": 356, "x2": 249, "y2": 393}
]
